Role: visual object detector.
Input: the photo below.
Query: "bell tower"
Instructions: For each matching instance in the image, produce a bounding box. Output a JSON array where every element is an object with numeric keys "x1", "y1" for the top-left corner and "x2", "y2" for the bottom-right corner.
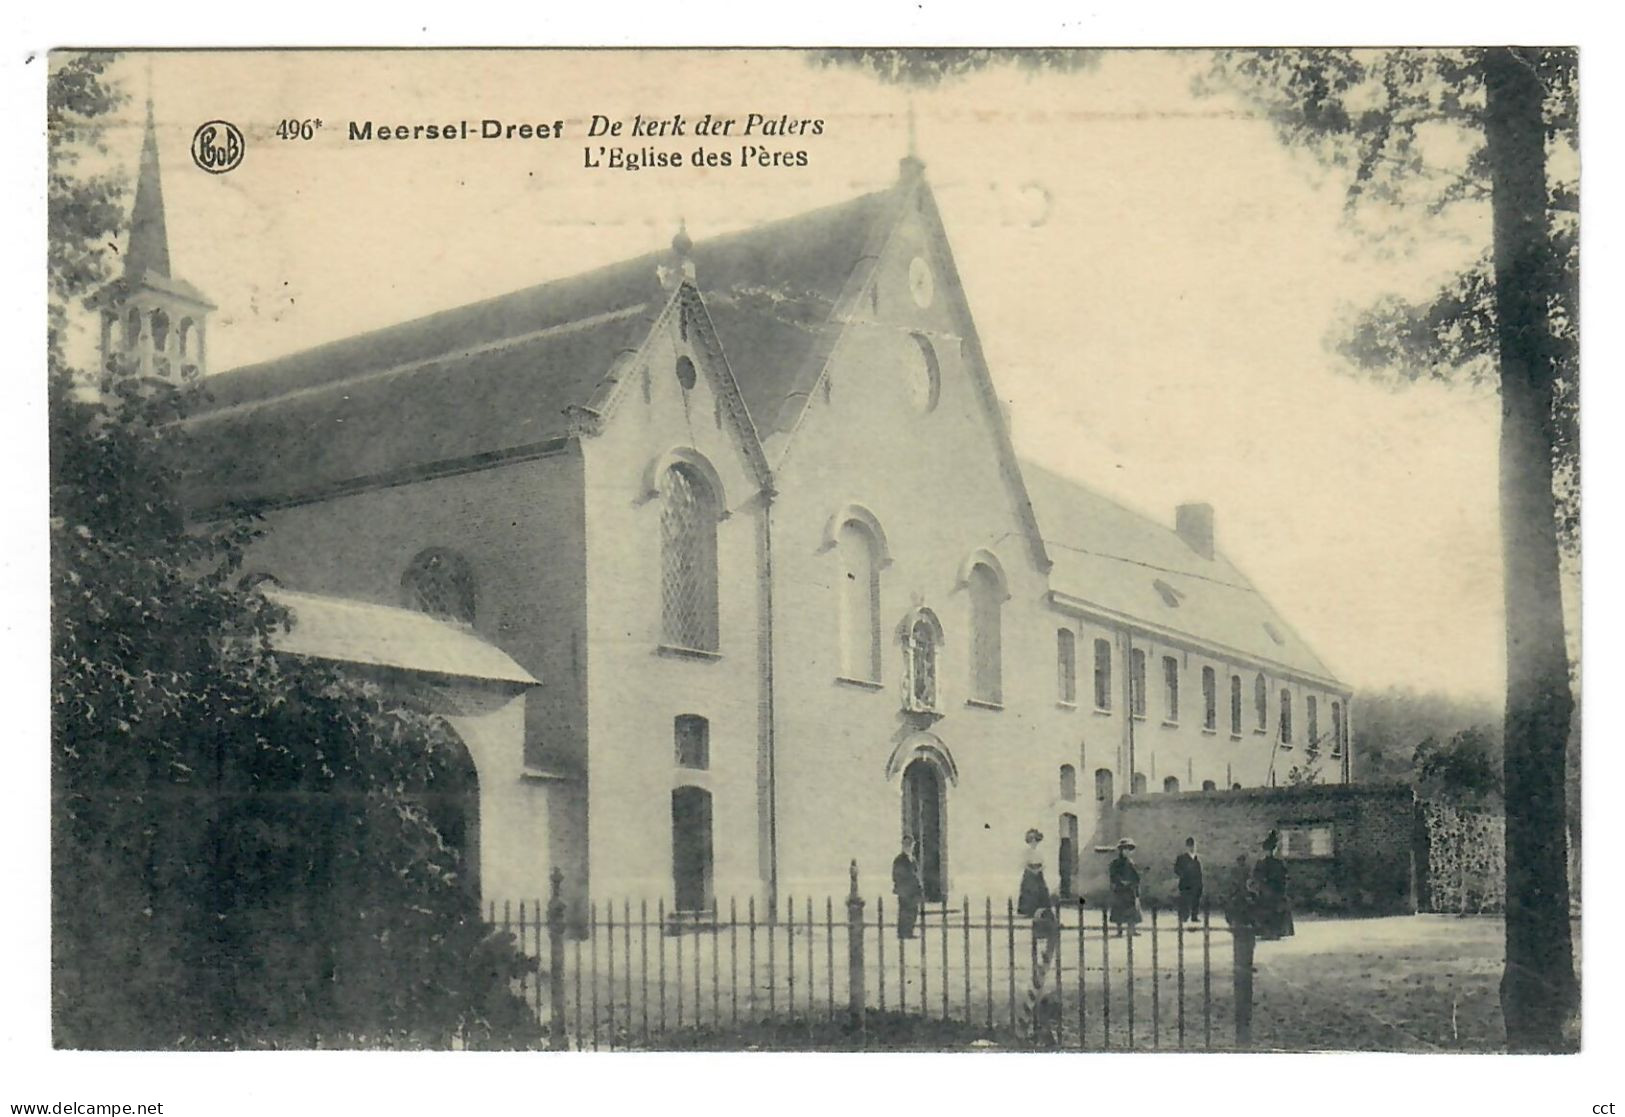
[{"x1": 95, "y1": 100, "x2": 214, "y2": 381}]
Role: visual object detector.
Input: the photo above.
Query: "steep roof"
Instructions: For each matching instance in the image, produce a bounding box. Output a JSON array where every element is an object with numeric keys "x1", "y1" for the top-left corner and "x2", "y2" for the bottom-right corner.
[
  {"x1": 184, "y1": 188, "x2": 898, "y2": 511},
  {"x1": 1020, "y1": 461, "x2": 1340, "y2": 687},
  {"x1": 127, "y1": 102, "x2": 171, "y2": 281},
  {"x1": 266, "y1": 588, "x2": 537, "y2": 686}
]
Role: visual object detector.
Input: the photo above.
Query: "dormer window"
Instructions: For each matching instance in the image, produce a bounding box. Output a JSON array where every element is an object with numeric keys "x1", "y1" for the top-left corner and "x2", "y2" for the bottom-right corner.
[
  {"x1": 1152, "y1": 579, "x2": 1185, "y2": 608},
  {"x1": 1263, "y1": 621, "x2": 1285, "y2": 645}
]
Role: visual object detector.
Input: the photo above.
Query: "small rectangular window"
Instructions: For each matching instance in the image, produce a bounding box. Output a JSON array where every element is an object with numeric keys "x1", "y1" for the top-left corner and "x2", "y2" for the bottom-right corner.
[
  {"x1": 1093, "y1": 639, "x2": 1112, "y2": 710},
  {"x1": 1094, "y1": 768, "x2": 1114, "y2": 803},
  {"x1": 1056, "y1": 629, "x2": 1077, "y2": 704},
  {"x1": 1279, "y1": 823, "x2": 1334, "y2": 859},
  {"x1": 1162, "y1": 655, "x2": 1179, "y2": 721},
  {"x1": 675, "y1": 715, "x2": 709, "y2": 770}
]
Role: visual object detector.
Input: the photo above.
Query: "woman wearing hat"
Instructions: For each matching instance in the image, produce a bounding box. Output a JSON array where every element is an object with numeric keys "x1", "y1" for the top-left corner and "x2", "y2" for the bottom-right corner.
[
  {"x1": 1108, "y1": 838, "x2": 1143, "y2": 935},
  {"x1": 1251, "y1": 829, "x2": 1295, "y2": 940},
  {"x1": 1017, "y1": 828, "x2": 1052, "y2": 917}
]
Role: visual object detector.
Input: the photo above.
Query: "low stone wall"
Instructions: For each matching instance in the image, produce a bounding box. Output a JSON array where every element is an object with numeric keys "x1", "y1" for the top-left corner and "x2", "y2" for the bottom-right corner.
[{"x1": 1075, "y1": 783, "x2": 1418, "y2": 915}]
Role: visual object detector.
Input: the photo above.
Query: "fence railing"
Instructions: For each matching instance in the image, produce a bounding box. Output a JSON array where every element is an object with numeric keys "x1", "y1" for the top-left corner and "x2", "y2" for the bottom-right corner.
[{"x1": 489, "y1": 864, "x2": 1256, "y2": 1051}]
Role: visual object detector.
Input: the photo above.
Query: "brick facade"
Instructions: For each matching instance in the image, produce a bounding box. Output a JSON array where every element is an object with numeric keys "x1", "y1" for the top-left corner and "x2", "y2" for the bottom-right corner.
[{"x1": 1097, "y1": 784, "x2": 1417, "y2": 915}]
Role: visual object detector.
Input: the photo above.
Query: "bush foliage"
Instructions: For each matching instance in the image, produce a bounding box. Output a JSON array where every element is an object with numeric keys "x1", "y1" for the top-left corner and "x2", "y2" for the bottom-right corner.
[{"x1": 49, "y1": 52, "x2": 538, "y2": 1049}]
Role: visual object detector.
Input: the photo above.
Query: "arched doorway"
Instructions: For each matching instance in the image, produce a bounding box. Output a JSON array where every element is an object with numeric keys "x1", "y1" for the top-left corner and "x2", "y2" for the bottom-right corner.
[
  {"x1": 1058, "y1": 812, "x2": 1079, "y2": 899},
  {"x1": 671, "y1": 786, "x2": 714, "y2": 913},
  {"x1": 902, "y1": 759, "x2": 947, "y2": 902},
  {"x1": 423, "y1": 728, "x2": 481, "y2": 902}
]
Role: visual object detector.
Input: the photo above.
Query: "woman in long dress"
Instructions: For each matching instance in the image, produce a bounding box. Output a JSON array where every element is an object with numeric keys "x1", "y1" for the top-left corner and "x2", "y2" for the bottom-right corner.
[
  {"x1": 1252, "y1": 829, "x2": 1295, "y2": 940},
  {"x1": 1017, "y1": 828, "x2": 1052, "y2": 917},
  {"x1": 1108, "y1": 838, "x2": 1142, "y2": 935}
]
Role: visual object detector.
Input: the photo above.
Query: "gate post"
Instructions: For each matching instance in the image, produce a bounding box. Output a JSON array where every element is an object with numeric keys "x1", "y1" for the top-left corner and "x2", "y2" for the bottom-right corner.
[
  {"x1": 547, "y1": 867, "x2": 568, "y2": 1048},
  {"x1": 1232, "y1": 925, "x2": 1255, "y2": 1048},
  {"x1": 846, "y1": 860, "x2": 866, "y2": 1030}
]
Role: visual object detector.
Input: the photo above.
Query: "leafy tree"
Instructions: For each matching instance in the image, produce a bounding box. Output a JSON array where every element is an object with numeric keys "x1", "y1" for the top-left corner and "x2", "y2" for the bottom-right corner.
[
  {"x1": 1414, "y1": 727, "x2": 1503, "y2": 805},
  {"x1": 1198, "y1": 46, "x2": 1578, "y2": 1051},
  {"x1": 49, "y1": 53, "x2": 538, "y2": 1050},
  {"x1": 1351, "y1": 686, "x2": 1501, "y2": 784}
]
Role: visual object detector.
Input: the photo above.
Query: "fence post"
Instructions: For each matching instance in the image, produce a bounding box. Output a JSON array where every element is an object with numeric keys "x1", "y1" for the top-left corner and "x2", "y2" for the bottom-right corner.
[
  {"x1": 1232, "y1": 924, "x2": 1255, "y2": 1049},
  {"x1": 547, "y1": 868, "x2": 567, "y2": 1048},
  {"x1": 846, "y1": 860, "x2": 866, "y2": 1030}
]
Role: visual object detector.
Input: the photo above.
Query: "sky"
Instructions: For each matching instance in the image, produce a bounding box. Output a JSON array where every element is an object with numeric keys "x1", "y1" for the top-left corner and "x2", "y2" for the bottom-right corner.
[{"x1": 74, "y1": 48, "x2": 1523, "y2": 701}]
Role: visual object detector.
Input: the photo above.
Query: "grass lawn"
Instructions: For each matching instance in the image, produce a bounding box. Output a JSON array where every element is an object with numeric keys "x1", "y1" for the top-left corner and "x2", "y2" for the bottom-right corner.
[
  {"x1": 546, "y1": 913, "x2": 1574, "y2": 1052},
  {"x1": 1238, "y1": 913, "x2": 1522, "y2": 1052}
]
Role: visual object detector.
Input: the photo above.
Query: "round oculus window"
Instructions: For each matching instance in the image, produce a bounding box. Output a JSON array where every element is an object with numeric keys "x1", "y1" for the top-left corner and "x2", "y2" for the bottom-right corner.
[
  {"x1": 906, "y1": 333, "x2": 940, "y2": 413},
  {"x1": 908, "y1": 256, "x2": 935, "y2": 309}
]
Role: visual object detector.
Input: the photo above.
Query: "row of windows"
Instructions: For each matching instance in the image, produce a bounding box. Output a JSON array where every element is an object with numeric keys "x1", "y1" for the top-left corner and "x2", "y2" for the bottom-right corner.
[
  {"x1": 1056, "y1": 632, "x2": 1346, "y2": 756},
  {"x1": 401, "y1": 473, "x2": 1350, "y2": 762},
  {"x1": 839, "y1": 515, "x2": 1007, "y2": 708}
]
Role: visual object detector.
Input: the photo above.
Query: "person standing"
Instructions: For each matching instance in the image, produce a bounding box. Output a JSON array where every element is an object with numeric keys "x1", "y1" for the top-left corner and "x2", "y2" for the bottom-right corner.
[
  {"x1": 1174, "y1": 836, "x2": 1204, "y2": 925},
  {"x1": 1017, "y1": 828, "x2": 1052, "y2": 918},
  {"x1": 1252, "y1": 829, "x2": 1295, "y2": 940},
  {"x1": 893, "y1": 835, "x2": 923, "y2": 940},
  {"x1": 1108, "y1": 838, "x2": 1142, "y2": 936}
]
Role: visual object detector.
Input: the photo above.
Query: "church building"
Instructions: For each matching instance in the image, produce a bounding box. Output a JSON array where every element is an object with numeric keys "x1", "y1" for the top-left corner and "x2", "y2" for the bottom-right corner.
[{"x1": 99, "y1": 112, "x2": 1353, "y2": 914}]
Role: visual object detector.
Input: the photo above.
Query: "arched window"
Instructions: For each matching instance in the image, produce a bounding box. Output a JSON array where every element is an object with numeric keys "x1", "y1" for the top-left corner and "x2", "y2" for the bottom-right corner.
[
  {"x1": 1056, "y1": 629, "x2": 1077, "y2": 704},
  {"x1": 1162, "y1": 655, "x2": 1180, "y2": 721},
  {"x1": 1163, "y1": 776, "x2": 1180, "y2": 794},
  {"x1": 1202, "y1": 779, "x2": 1218, "y2": 792},
  {"x1": 1131, "y1": 771, "x2": 1148, "y2": 795},
  {"x1": 150, "y1": 308, "x2": 170, "y2": 352},
  {"x1": 125, "y1": 307, "x2": 142, "y2": 346},
  {"x1": 401, "y1": 547, "x2": 477, "y2": 624},
  {"x1": 1254, "y1": 673, "x2": 1268, "y2": 731},
  {"x1": 903, "y1": 610, "x2": 942, "y2": 713},
  {"x1": 1331, "y1": 701, "x2": 1345, "y2": 757},
  {"x1": 1130, "y1": 649, "x2": 1147, "y2": 717},
  {"x1": 836, "y1": 520, "x2": 882, "y2": 682},
  {"x1": 178, "y1": 318, "x2": 194, "y2": 357},
  {"x1": 1093, "y1": 639, "x2": 1112, "y2": 710},
  {"x1": 1306, "y1": 695, "x2": 1320, "y2": 753},
  {"x1": 1202, "y1": 666, "x2": 1218, "y2": 730},
  {"x1": 968, "y1": 563, "x2": 1003, "y2": 703},
  {"x1": 1094, "y1": 768, "x2": 1114, "y2": 803},
  {"x1": 1059, "y1": 764, "x2": 1077, "y2": 801},
  {"x1": 1230, "y1": 675, "x2": 1243, "y2": 735},
  {"x1": 674, "y1": 715, "x2": 709, "y2": 770},
  {"x1": 660, "y1": 463, "x2": 719, "y2": 651},
  {"x1": 1279, "y1": 688, "x2": 1294, "y2": 744}
]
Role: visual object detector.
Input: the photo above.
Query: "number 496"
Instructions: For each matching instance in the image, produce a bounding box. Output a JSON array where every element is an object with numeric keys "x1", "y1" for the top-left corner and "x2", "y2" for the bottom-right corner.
[{"x1": 276, "y1": 118, "x2": 323, "y2": 140}]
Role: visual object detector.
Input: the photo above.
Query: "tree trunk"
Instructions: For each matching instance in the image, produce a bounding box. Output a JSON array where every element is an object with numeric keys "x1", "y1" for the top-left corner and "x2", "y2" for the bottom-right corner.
[{"x1": 1482, "y1": 46, "x2": 1578, "y2": 1052}]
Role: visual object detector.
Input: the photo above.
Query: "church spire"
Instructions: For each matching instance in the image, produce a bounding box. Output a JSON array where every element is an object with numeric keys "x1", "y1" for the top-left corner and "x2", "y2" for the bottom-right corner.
[
  {"x1": 126, "y1": 98, "x2": 171, "y2": 279},
  {"x1": 95, "y1": 91, "x2": 213, "y2": 382}
]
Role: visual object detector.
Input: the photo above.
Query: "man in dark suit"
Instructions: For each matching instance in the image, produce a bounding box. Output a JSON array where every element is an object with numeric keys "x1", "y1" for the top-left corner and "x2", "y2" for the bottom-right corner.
[
  {"x1": 1174, "y1": 836, "x2": 1204, "y2": 925},
  {"x1": 893, "y1": 836, "x2": 923, "y2": 940}
]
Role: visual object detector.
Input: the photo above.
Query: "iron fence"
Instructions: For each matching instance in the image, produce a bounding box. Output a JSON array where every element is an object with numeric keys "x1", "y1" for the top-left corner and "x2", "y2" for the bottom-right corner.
[{"x1": 489, "y1": 864, "x2": 1254, "y2": 1050}]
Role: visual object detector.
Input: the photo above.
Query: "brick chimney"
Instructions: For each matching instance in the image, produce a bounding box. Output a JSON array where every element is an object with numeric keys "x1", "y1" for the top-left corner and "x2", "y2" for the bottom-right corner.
[{"x1": 1175, "y1": 503, "x2": 1215, "y2": 560}]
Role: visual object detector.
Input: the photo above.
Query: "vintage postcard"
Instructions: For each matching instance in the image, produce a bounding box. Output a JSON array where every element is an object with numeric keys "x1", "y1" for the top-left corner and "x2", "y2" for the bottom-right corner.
[{"x1": 42, "y1": 46, "x2": 1580, "y2": 1071}]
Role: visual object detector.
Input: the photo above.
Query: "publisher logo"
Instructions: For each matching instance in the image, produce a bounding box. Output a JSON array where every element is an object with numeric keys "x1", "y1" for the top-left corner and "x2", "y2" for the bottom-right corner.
[{"x1": 191, "y1": 121, "x2": 245, "y2": 174}]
